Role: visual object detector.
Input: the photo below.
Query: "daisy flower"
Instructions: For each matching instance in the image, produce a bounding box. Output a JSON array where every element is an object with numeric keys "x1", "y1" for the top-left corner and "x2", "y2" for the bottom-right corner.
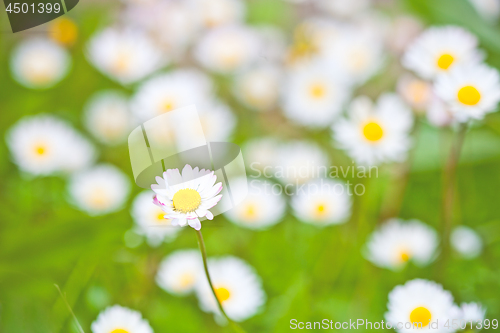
[
  {"x1": 87, "y1": 28, "x2": 164, "y2": 85},
  {"x1": 403, "y1": 26, "x2": 483, "y2": 80},
  {"x1": 195, "y1": 256, "x2": 266, "y2": 322},
  {"x1": 364, "y1": 219, "x2": 438, "y2": 270},
  {"x1": 291, "y1": 179, "x2": 352, "y2": 226},
  {"x1": 83, "y1": 91, "x2": 133, "y2": 146},
  {"x1": 281, "y1": 62, "x2": 351, "y2": 127},
  {"x1": 459, "y1": 302, "x2": 486, "y2": 323},
  {"x1": 156, "y1": 249, "x2": 203, "y2": 295},
  {"x1": 196, "y1": 0, "x2": 246, "y2": 28},
  {"x1": 332, "y1": 94, "x2": 414, "y2": 166},
  {"x1": 434, "y1": 62, "x2": 500, "y2": 121},
  {"x1": 152, "y1": 165, "x2": 223, "y2": 230},
  {"x1": 468, "y1": 0, "x2": 500, "y2": 23},
  {"x1": 91, "y1": 305, "x2": 153, "y2": 333},
  {"x1": 450, "y1": 226, "x2": 483, "y2": 259},
  {"x1": 224, "y1": 178, "x2": 286, "y2": 230},
  {"x1": 385, "y1": 279, "x2": 459, "y2": 333},
  {"x1": 131, "y1": 191, "x2": 181, "y2": 247},
  {"x1": 48, "y1": 17, "x2": 78, "y2": 46},
  {"x1": 194, "y1": 24, "x2": 260, "y2": 74},
  {"x1": 397, "y1": 74, "x2": 432, "y2": 112},
  {"x1": 68, "y1": 164, "x2": 131, "y2": 215},
  {"x1": 6, "y1": 115, "x2": 95, "y2": 176},
  {"x1": 11, "y1": 38, "x2": 70, "y2": 89}
]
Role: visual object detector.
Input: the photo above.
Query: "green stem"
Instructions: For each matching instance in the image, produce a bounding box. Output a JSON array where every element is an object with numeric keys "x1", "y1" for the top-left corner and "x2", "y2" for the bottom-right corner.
[{"x1": 195, "y1": 230, "x2": 247, "y2": 333}]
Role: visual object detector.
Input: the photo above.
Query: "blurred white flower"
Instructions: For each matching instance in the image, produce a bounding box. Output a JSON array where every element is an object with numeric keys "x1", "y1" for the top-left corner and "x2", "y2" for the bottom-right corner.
[
  {"x1": 234, "y1": 64, "x2": 281, "y2": 111},
  {"x1": 434, "y1": 62, "x2": 500, "y2": 122},
  {"x1": 333, "y1": 94, "x2": 414, "y2": 166},
  {"x1": 243, "y1": 137, "x2": 280, "y2": 172},
  {"x1": 195, "y1": 256, "x2": 266, "y2": 322},
  {"x1": 397, "y1": 74, "x2": 432, "y2": 112},
  {"x1": 91, "y1": 305, "x2": 153, "y2": 333},
  {"x1": 194, "y1": 25, "x2": 260, "y2": 74},
  {"x1": 152, "y1": 165, "x2": 223, "y2": 230},
  {"x1": 6, "y1": 115, "x2": 95, "y2": 176},
  {"x1": 68, "y1": 164, "x2": 131, "y2": 215},
  {"x1": 468, "y1": 0, "x2": 500, "y2": 22},
  {"x1": 314, "y1": 0, "x2": 371, "y2": 17},
  {"x1": 450, "y1": 226, "x2": 483, "y2": 259},
  {"x1": 83, "y1": 91, "x2": 133, "y2": 145},
  {"x1": 225, "y1": 178, "x2": 286, "y2": 230},
  {"x1": 426, "y1": 95, "x2": 456, "y2": 127},
  {"x1": 87, "y1": 28, "x2": 164, "y2": 85},
  {"x1": 156, "y1": 249, "x2": 203, "y2": 295},
  {"x1": 403, "y1": 26, "x2": 482, "y2": 80},
  {"x1": 131, "y1": 191, "x2": 181, "y2": 247},
  {"x1": 196, "y1": 0, "x2": 246, "y2": 28},
  {"x1": 275, "y1": 141, "x2": 329, "y2": 185},
  {"x1": 132, "y1": 69, "x2": 213, "y2": 122},
  {"x1": 254, "y1": 26, "x2": 287, "y2": 63},
  {"x1": 291, "y1": 179, "x2": 352, "y2": 226},
  {"x1": 364, "y1": 219, "x2": 438, "y2": 270},
  {"x1": 281, "y1": 62, "x2": 351, "y2": 127},
  {"x1": 385, "y1": 279, "x2": 459, "y2": 333},
  {"x1": 198, "y1": 99, "x2": 236, "y2": 142},
  {"x1": 459, "y1": 302, "x2": 486, "y2": 322},
  {"x1": 11, "y1": 38, "x2": 70, "y2": 89}
]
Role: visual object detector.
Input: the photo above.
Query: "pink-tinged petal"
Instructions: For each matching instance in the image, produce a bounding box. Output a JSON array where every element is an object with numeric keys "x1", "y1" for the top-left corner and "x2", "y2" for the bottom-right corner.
[
  {"x1": 205, "y1": 210, "x2": 214, "y2": 220},
  {"x1": 188, "y1": 218, "x2": 201, "y2": 230},
  {"x1": 185, "y1": 212, "x2": 198, "y2": 219},
  {"x1": 201, "y1": 182, "x2": 223, "y2": 199},
  {"x1": 199, "y1": 195, "x2": 222, "y2": 210},
  {"x1": 153, "y1": 195, "x2": 165, "y2": 206},
  {"x1": 197, "y1": 173, "x2": 216, "y2": 193}
]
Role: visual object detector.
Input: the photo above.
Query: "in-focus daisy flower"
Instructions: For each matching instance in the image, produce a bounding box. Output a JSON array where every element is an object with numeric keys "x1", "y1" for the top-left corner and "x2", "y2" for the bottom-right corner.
[
  {"x1": 48, "y1": 17, "x2": 78, "y2": 46},
  {"x1": 131, "y1": 69, "x2": 212, "y2": 122},
  {"x1": 233, "y1": 65, "x2": 281, "y2": 112},
  {"x1": 11, "y1": 38, "x2": 70, "y2": 89},
  {"x1": 397, "y1": 74, "x2": 432, "y2": 112},
  {"x1": 131, "y1": 191, "x2": 181, "y2": 247},
  {"x1": 275, "y1": 141, "x2": 329, "y2": 185},
  {"x1": 281, "y1": 62, "x2": 351, "y2": 127},
  {"x1": 386, "y1": 279, "x2": 458, "y2": 333},
  {"x1": 152, "y1": 165, "x2": 223, "y2": 230},
  {"x1": 450, "y1": 226, "x2": 483, "y2": 259},
  {"x1": 459, "y1": 302, "x2": 486, "y2": 323},
  {"x1": 314, "y1": 0, "x2": 371, "y2": 17},
  {"x1": 84, "y1": 91, "x2": 133, "y2": 145},
  {"x1": 194, "y1": 25, "x2": 260, "y2": 74},
  {"x1": 195, "y1": 256, "x2": 266, "y2": 322},
  {"x1": 91, "y1": 305, "x2": 153, "y2": 333},
  {"x1": 364, "y1": 219, "x2": 438, "y2": 270},
  {"x1": 291, "y1": 179, "x2": 351, "y2": 226},
  {"x1": 434, "y1": 63, "x2": 500, "y2": 121},
  {"x1": 6, "y1": 115, "x2": 95, "y2": 176},
  {"x1": 196, "y1": 0, "x2": 246, "y2": 28},
  {"x1": 156, "y1": 249, "x2": 202, "y2": 295},
  {"x1": 403, "y1": 26, "x2": 482, "y2": 80},
  {"x1": 68, "y1": 164, "x2": 131, "y2": 216},
  {"x1": 333, "y1": 94, "x2": 414, "y2": 165},
  {"x1": 224, "y1": 178, "x2": 286, "y2": 230},
  {"x1": 468, "y1": 0, "x2": 500, "y2": 22},
  {"x1": 87, "y1": 28, "x2": 164, "y2": 85}
]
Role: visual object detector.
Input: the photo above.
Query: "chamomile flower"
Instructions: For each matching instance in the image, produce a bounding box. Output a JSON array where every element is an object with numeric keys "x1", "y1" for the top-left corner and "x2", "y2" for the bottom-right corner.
[
  {"x1": 403, "y1": 26, "x2": 482, "y2": 79},
  {"x1": 83, "y1": 91, "x2": 133, "y2": 145},
  {"x1": 152, "y1": 165, "x2": 223, "y2": 230},
  {"x1": 434, "y1": 62, "x2": 500, "y2": 121},
  {"x1": 225, "y1": 178, "x2": 286, "y2": 230},
  {"x1": 6, "y1": 115, "x2": 95, "y2": 176},
  {"x1": 131, "y1": 191, "x2": 181, "y2": 247},
  {"x1": 459, "y1": 302, "x2": 486, "y2": 322},
  {"x1": 194, "y1": 25, "x2": 260, "y2": 74},
  {"x1": 91, "y1": 305, "x2": 153, "y2": 333},
  {"x1": 281, "y1": 62, "x2": 351, "y2": 127},
  {"x1": 364, "y1": 219, "x2": 438, "y2": 270},
  {"x1": 450, "y1": 226, "x2": 483, "y2": 259},
  {"x1": 233, "y1": 65, "x2": 281, "y2": 111},
  {"x1": 131, "y1": 69, "x2": 212, "y2": 122},
  {"x1": 195, "y1": 256, "x2": 266, "y2": 322},
  {"x1": 196, "y1": 0, "x2": 246, "y2": 28},
  {"x1": 291, "y1": 179, "x2": 352, "y2": 226},
  {"x1": 11, "y1": 38, "x2": 70, "y2": 89},
  {"x1": 87, "y1": 28, "x2": 163, "y2": 85},
  {"x1": 332, "y1": 94, "x2": 414, "y2": 166},
  {"x1": 385, "y1": 279, "x2": 458, "y2": 333},
  {"x1": 156, "y1": 249, "x2": 203, "y2": 295},
  {"x1": 397, "y1": 74, "x2": 432, "y2": 112},
  {"x1": 68, "y1": 164, "x2": 131, "y2": 215}
]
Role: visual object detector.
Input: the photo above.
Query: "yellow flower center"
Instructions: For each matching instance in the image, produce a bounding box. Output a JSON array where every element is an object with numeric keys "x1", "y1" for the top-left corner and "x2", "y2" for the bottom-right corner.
[
  {"x1": 112, "y1": 54, "x2": 131, "y2": 74},
  {"x1": 457, "y1": 86, "x2": 481, "y2": 106},
  {"x1": 110, "y1": 329, "x2": 129, "y2": 333},
  {"x1": 310, "y1": 83, "x2": 326, "y2": 99},
  {"x1": 437, "y1": 53, "x2": 454, "y2": 70},
  {"x1": 162, "y1": 100, "x2": 175, "y2": 113},
  {"x1": 89, "y1": 190, "x2": 109, "y2": 209},
  {"x1": 179, "y1": 273, "x2": 195, "y2": 288},
  {"x1": 410, "y1": 306, "x2": 432, "y2": 327},
  {"x1": 400, "y1": 251, "x2": 410, "y2": 262},
  {"x1": 34, "y1": 145, "x2": 46, "y2": 156},
  {"x1": 49, "y1": 17, "x2": 78, "y2": 46},
  {"x1": 172, "y1": 189, "x2": 202, "y2": 213},
  {"x1": 244, "y1": 204, "x2": 257, "y2": 219},
  {"x1": 408, "y1": 81, "x2": 429, "y2": 104},
  {"x1": 362, "y1": 122, "x2": 384, "y2": 142},
  {"x1": 215, "y1": 287, "x2": 231, "y2": 302},
  {"x1": 315, "y1": 203, "x2": 328, "y2": 217}
]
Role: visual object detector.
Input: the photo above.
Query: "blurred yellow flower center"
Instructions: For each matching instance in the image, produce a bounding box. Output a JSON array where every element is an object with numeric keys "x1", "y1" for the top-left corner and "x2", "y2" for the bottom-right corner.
[
  {"x1": 156, "y1": 212, "x2": 169, "y2": 223},
  {"x1": 173, "y1": 189, "x2": 201, "y2": 213},
  {"x1": 437, "y1": 53, "x2": 454, "y2": 70},
  {"x1": 49, "y1": 18, "x2": 78, "y2": 46},
  {"x1": 409, "y1": 81, "x2": 429, "y2": 104},
  {"x1": 315, "y1": 203, "x2": 327, "y2": 217},
  {"x1": 179, "y1": 273, "x2": 195, "y2": 288},
  {"x1": 310, "y1": 84, "x2": 326, "y2": 99},
  {"x1": 34, "y1": 145, "x2": 46, "y2": 156},
  {"x1": 400, "y1": 251, "x2": 410, "y2": 262},
  {"x1": 215, "y1": 287, "x2": 231, "y2": 302},
  {"x1": 410, "y1": 306, "x2": 432, "y2": 327},
  {"x1": 113, "y1": 54, "x2": 131, "y2": 74},
  {"x1": 458, "y1": 86, "x2": 481, "y2": 105},
  {"x1": 90, "y1": 190, "x2": 109, "y2": 209},
  {"x1": 244, "y1": 204, "x2": 257, "y2": 219},
  {"x1": 110, "y1": 329, "x2": 129, "y2": 333},
  {"x1": 363, "y1": 122, "x2": 384, "y2": 142},
  {"x1": 162, "y1": 100, "x2": 175, "y2": 113}
]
